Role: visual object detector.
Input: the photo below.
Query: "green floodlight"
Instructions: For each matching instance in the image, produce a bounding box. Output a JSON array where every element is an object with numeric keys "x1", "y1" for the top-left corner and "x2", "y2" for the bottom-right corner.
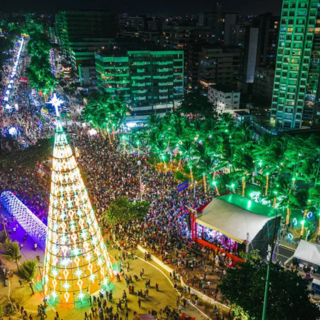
[{"x1": 301, "y1": 220, "x2": 305, "y2": 225}]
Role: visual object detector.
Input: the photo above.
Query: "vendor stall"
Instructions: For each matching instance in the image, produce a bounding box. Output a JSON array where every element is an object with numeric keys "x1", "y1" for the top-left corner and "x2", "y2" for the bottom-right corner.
[
  {"x1": 192, "y1": 194, "x2": 279, "y2": 260},
  {"x1": 294, "y1": 240, "x2": 320, "y2": 273}
]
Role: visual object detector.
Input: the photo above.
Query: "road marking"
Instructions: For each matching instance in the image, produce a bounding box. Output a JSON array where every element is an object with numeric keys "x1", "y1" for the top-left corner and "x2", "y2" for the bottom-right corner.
[
  {"x1": 276, "y1": 253, "x2": 290, "y2": 258},
  {"x1": 279, "y1": 244, "x2": 295, "y2": 251},
  {"x1": 135, "y1": 255, "x2": 212, "y2": 320}
]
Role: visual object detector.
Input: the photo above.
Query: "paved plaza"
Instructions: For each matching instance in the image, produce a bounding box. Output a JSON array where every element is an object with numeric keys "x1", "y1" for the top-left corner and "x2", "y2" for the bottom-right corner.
[{"x1": 0, "y1": 208, "x2": 214, "y2": 320}]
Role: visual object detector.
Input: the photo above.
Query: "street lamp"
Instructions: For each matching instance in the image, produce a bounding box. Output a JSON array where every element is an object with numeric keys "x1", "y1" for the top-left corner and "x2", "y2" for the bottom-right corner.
[{"x1": 137, "y1": 160, "x2": 142, "y2": 201}]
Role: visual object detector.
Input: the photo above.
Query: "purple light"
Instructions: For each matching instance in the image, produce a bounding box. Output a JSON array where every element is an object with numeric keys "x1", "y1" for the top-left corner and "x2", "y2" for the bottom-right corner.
[{"x1": 1, "y1": 191, "x2": 47, "y2": 249}]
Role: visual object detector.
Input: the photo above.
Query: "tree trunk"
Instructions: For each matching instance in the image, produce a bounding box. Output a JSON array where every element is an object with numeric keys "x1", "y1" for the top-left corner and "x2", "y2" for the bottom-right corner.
[
  {"x1": 242, "y1": 177, "x2": 246, "y2": 197},
  {"x1": 29, "y1": 282, "x2": 34, "y2": 295},
  {"x1": 286, "y1": 201, "x2": 290, "y2": 225},
  {"x1": 300, "y1": 209, "x2": 308, "y2": 236},
  {"x1": 203, "y1": 174, "x2": 206, "y2": 194}
]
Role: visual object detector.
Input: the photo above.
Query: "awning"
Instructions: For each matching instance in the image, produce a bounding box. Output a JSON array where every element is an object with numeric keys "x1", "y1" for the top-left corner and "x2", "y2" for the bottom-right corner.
[
  {"x1": 294, "y1": 240, "x2": 320, "y2": 266},
  {"x1": 196, "y1": 194, "x2": 277, "y2": 244}
]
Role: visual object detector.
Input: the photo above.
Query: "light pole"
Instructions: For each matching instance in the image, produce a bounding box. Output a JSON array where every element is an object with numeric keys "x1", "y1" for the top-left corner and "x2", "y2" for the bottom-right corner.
[
  {"x1": 137, "y1": 160, "x2": 142, "y2": 201},
  {"x1": 193, "y1": 181, "x2": 196, "y2": 198},
  {"x1": 262, "y1": 210, "x2": 279, "y2": 320}
]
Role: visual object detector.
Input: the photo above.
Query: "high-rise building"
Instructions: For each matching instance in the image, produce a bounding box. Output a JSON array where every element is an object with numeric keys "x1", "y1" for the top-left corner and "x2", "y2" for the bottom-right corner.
[
  {"x1": 162, "y1": 25, "x2": 211, "y2": 89},
  {"x1": 271, "y1": 0, "x2": 320, "y2": 130},
  {"x1": 223, "y1": 13, "x2": 237, "y2": 45},
  {"x1": 95, "y1": 50, "x2": 184, "y2": 121},
  {"x1": 198, "y1": 45, "x2": 240, "y2": 91},
  {"x1": 253, "y1": 66, "x2": 275, "y2": 101},
  {"x1": 238, "y1": 27, "x2": 259, "y2": 84},
  {"x1": 55, "y1": 11, "x2": 117, "y2": 52},
  {"x1": 198, "y1": 3, "x2": 224, "y2": 42},
  {"x1": 55, "y1": 11, "x2": 118, "y2": 85},
  {"x1": 255, "y1": 13, "x2": 280, "y2": 68}
]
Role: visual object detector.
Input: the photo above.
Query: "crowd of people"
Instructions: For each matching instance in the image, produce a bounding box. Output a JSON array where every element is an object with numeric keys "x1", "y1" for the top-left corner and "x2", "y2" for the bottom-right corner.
[
  {"x1": 75, "y1": 133, "x2": 234, "y2": 307},
  {"x1": 1, "y1": 37, "x2": 55, "y2": 152},
  {"x1": 0, "y1": 127, "x2": 231, "y2": 319},
  {"x1": 0, "y1": 166, "x2": 49, "y2": 224}
]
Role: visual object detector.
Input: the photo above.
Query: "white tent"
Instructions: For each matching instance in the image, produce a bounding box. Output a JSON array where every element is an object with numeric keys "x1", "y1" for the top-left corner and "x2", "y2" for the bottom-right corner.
[
  {"x1": 196, "y1": 194, "x2": 277, "y2": 244},
  {"x1": 294, "y1": 240, "x2": 320, "y2": 266}
]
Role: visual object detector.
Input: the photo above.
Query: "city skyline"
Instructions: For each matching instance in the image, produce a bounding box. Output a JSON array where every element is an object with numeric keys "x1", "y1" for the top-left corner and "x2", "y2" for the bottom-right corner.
[{"x1": 2, "y1": 0, "x2": 282, "y2": 15}]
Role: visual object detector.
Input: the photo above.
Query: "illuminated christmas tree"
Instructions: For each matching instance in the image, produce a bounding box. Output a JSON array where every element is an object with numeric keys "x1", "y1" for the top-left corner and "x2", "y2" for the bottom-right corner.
[{"x1": 43, "y1": 119, "x2": 114, "y2": 305}]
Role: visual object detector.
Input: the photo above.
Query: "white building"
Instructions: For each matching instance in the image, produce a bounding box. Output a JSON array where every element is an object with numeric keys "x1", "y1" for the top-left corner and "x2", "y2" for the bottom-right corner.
[{"x1": 208, "y1": 85, "x2": 240, "y2": 113}]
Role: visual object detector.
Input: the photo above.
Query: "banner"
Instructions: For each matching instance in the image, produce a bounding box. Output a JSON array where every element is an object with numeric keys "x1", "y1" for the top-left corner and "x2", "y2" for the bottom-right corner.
[{"x1": 177, "y1": 180, "x2": 189, "y2": 193}]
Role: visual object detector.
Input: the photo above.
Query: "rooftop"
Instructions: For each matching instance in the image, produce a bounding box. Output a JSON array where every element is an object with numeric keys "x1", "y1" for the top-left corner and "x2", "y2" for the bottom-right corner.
[
  {"x1": 218, "y1": 194, "x2": 276, "y2": 218},
  {"x1": 196, "y1": 194, "x2": 277, "y2": 244},
  {"x1": 211, "y1": 84, "x2": 239, "y2": 93},
  {"x1": 234, "y1": 111, "x2": 250, "y2": 116}
]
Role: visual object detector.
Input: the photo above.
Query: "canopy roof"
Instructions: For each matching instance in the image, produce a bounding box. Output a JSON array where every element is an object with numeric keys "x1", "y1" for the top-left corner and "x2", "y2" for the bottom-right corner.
[
  {"x1": 294, "y1": 240, "x2": 320, "y2": 266},
  {"x1": 196, "y1": 194, "x2": 277, "y2": 244}
]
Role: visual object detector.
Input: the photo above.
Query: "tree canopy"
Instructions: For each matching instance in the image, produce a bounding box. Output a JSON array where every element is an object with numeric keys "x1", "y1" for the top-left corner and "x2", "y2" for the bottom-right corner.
[
  {"x1": 129, "y1": 109, "x2": 320, "y2": 239},
  {"x1": 25, "y1": 30, "x2": 57, "y2": 97},
  {"x1": 178, "y1": 92, "x2": 217, "y2": 118},
  {"x1": 0, "y1": 239, "x2": 22, "y2": 270},
  {"x1": 105, "y1": 196, "x2": 150, "y2": 224},
  {"x1": 218, "y1": 261, "x2": 320, "y2": 320},
  {"x1": 20, "y1": 260, "x2": 37, "y2": 282},
  {"x1": 82, "y1": 92, "x2": 129, "y2": 131}
]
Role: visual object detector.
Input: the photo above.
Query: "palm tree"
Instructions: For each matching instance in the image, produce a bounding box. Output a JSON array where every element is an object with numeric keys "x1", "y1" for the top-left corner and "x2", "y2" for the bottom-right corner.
[
  {"x1": 0, "y1": 239, "x2": 22, "y2": 270},
  {"x1": 107, "y1": 95, "x2": 129, "y2": 131},
  {"x1": 177, "y1": 139, "x2": 196, "y2": 167},
  {"x1": 308, "y1": 186, "x2": 320, "y2": 235},
  {"x1": 285, "y1": 136, "x2": 313, "y2": 179},
  {"x1": 165, "y1": 112, "x2": 192, "y2": 146},
  {"x1": 272, "y1": 176, "x2": 291, "y2": 219},
  {"x1": 289, "y1": 189, "x2": 314, "y2": 237},
  {"x1": 194, "y1": 145, "x2": 215, "y2": 194},
  {"x1": 20, "y1": 260, "x2": 37, "y2": 295}
]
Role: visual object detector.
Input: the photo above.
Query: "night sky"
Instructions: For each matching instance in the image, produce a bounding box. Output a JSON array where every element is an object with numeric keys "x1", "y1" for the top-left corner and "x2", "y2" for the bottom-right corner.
[{"x1": 2, "y1": 0, "x2": 282, "y2": 15}]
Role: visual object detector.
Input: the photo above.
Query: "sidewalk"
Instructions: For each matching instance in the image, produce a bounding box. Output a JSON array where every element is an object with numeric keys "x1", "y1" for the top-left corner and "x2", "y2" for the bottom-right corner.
[{"x1": 135, "y1": 246, "x2": 231, "y2": 320}]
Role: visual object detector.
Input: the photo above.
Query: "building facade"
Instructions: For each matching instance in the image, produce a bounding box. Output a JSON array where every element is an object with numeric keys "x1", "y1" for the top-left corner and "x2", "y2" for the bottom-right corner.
[
  {"x1": 162, "y1": 25, "x2": 211, "y2": 89},
  {"x1": 253, "y1": 66, "x2": 275, "y2": 101},
  {"x1": 208, "y1": 84, "x2": 240, "y2": 113},
  {"x1": 55, "y1": 11, "x2": 117, "y2": 52},
  {"x1": 198, "y1": 46, "x2": 240, "y2": 91},
  {"x1": 255, "y1": 13, "x2": 280, "y2": 68},
  {"x1": 271, "y1": 0, "x2": 320, "y2": 129},
  {"x1": 55, "y1": 11, "x2": 117, "y2": 85},
  {"x1": 238, "y1": 27, "x2": 259, "y2": 84},
  {"x1": 95, "y1": 50, "x2": 184, "y2": 120}
]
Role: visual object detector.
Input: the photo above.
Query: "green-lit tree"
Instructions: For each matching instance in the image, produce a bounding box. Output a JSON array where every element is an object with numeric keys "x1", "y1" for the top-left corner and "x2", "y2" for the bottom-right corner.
[
  {"x1": 20, "y1": 260, "x2": 37, "y2": 295},
  {"x1": 26, "y1": 32, "x2": 51, "y2": 56},
  {"x1": 82, "y1": 92, "x2": 128, "y2": 133},
  {"x1": 0, "y1": 239, "x2": 22, "y2": 270},
  {"x1": 178, "y1": 92, "x2": 217, "y2": 118}
]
